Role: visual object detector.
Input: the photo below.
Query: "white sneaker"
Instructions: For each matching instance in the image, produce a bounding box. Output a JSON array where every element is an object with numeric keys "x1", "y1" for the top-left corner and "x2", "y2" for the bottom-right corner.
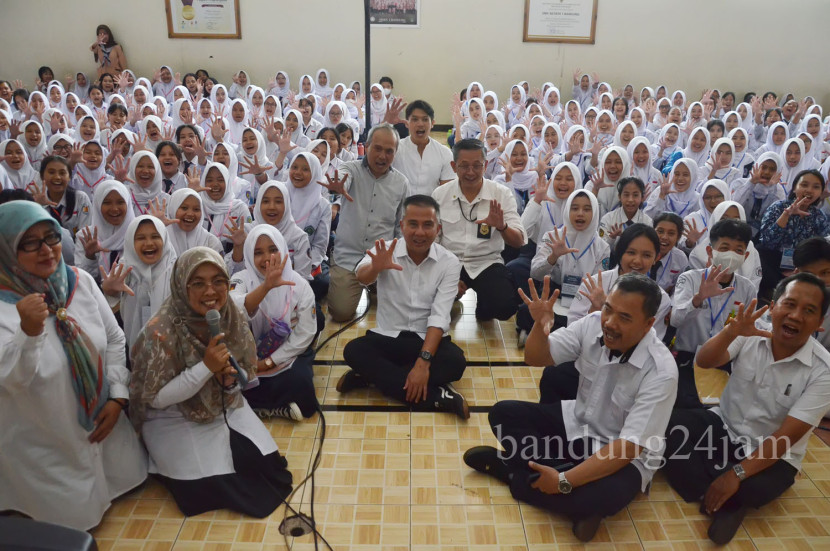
[{"x1": 272, "y1": 402, "x2": 303, "y2": 422}]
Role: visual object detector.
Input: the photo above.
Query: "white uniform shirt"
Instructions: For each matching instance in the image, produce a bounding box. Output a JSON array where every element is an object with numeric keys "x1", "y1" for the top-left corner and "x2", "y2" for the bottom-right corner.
[
  {"x1": 432, "y1": 178, "x2": 527, "y2": 279},
  {"x1": 548, "y1": 312, "x2": 678, "y2": 491},
  {"x1": 671, "y1": 269, "x2": 757, "y2": 353},
  {"x1": 652, "y1": 247, "x2": 689, "y2": 294},
  {"x1": 598, "y1": 208, "x2": 652, "y2": 250},
  {"x1": 710, "y1": 335, "x2": 830, "y2": 470},
  {"x1": 568, "y1": 267, "x2": 672, "y2": 339},
  {"x1": 356, "y1": 242, "x2": 461, "y2": 338},
  {"x1": 392, "y1": 136, "x2": 455, "y2": 197}
]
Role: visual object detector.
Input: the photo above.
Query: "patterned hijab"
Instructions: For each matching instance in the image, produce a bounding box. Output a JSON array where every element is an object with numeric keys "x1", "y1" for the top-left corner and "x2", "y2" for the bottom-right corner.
[
  {"x1": 0, "y1": 200, "x2": 108, "y2": 431},
  {"x1": 129, "y1": 247, "x2": 257, "y2": 431}
]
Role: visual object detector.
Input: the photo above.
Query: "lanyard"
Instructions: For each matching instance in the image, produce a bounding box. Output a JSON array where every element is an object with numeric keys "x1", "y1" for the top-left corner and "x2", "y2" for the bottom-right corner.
[
  {"x1": 658, "y1": 250, "x2": 673, "y2": 283},
  {"x1": 565, "y1": 235, "x2": 595, "y2": 261},
  {"x1": 130, "y1": 190, "x2": 148, "y2": 215},
  {"x1": 456, "y1": 197, "x2": 479, "y2": 223},
  {"x1": 545, "y1": 203, "x2": 558, "y2": 228},
  {"x1": 76, "y1": 172, "x2": 106, "y2": 190},
  {"x1": 705, "y1": 269, "x2": 735, "y2": 336},
  {"x1": 210, "y1": 211, "x2": 232, "y2": 238},
  {"x1": 668, "y1": 195, "x2": 691, "y2": 217}
]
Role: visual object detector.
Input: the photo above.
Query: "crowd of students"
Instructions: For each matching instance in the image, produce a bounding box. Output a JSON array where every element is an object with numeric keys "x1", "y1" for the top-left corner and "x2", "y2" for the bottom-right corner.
[{"x1": 2, "y1": 27, "x2": 830, "y2": 544}]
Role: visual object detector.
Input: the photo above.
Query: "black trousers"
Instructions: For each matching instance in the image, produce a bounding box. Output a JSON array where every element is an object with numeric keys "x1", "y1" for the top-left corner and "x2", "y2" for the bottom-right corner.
[
  {"x1": 674, "y1": 351, "x2": 704, "y2": 409},
  {"x1": 488, "y1": 399, "x2": 643, "y2": 520},
  {"x1": 664, "y1": 408, "x2": 797, "y2": 510},
  {"x1": 342, "y1": 331, "x2": 466, "y2": 404},
  {"x1": 539, "y1": 362, "x2": 580, "y2": 403},
  {"x1": 757, "y1": 247, "x2": 785, "y2": 302},
  {"x1": 460, "y1": 264, "x2": 519, "y2": 321},
  {"x1": 242, "y1": 348, "x2": 319, "y2": 417}
]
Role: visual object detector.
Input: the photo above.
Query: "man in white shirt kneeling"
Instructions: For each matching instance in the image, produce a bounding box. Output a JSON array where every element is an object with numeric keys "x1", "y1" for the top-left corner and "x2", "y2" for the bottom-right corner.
[{"x1": 339, "y1": 195, "x2": 469, "y2": 418}]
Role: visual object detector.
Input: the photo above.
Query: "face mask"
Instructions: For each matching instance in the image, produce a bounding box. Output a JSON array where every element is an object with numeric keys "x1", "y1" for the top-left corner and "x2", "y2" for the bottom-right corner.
[
  {"x1": 710, "y1": 250, "x2": 745, "y2": 274},
  {"x1": 382, "y1": 88, "x2": 392, "y2": 97}
]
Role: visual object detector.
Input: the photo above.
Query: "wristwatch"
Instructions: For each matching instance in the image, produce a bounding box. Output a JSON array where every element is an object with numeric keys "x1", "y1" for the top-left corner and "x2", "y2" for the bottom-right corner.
[
  {"x1": 732, "y1": 463, "x2": 747, "y2": 481},
  {"x1": 264, "y1": 357, "x2": 274, "y2": 369},
  {"x1": 558, "y1": 471, "x2": 573, "y2": 494},
  {"x1": 419, "y1": 350, "x2": 433, "y2": 362}
]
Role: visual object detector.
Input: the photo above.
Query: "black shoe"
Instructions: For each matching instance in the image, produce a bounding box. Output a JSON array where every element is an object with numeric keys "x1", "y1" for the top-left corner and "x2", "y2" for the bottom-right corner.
[
  {"x1": 435, "y1": 384, "x2": 470, "y2": 420},
  {"x1": 707, "y1": 506, "x2": 748, "y2": 545},
  {"x1": 572, "y1": 515, "x2": 603, "y2": 542},
  {"x1": 335, "y1": 371, "x2": 369, "y2": 394},
  {"x1": 463, "y1": 445, "x2": 511, "y2": 484}
]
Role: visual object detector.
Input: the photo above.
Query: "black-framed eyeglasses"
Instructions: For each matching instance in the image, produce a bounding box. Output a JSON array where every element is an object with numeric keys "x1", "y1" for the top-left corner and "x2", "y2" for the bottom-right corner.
[{"x1": 18, "y1": 232, "x2": 61, "y2": 252}]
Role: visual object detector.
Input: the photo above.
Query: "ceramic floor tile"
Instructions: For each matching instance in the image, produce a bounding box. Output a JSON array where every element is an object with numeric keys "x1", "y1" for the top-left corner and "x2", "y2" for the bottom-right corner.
[
  {"x1": 411, "y1": 504, "x2": 526, "y2": 548},
  {"x1": 628, "y1": 500, "x2": 753, "y2": 546},
  {"x1": 520, "y1": 502, "x2": 639, "y2": 547},
  {"x1": 289, "y1": 504, "x2": 410, "y2": 551}
]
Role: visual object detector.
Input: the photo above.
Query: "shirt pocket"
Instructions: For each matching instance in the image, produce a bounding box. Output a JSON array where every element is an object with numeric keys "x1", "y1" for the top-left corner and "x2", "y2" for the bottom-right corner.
[
  {"x1": 773, "y1": 387, "x2": 799, "y2": 416},
  {"x1": 610, "y1": 386, "x2": 637, "y2": 425}
]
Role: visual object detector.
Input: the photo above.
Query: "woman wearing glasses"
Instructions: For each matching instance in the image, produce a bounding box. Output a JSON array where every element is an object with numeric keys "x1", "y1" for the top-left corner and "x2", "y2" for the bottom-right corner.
[
  {"x1": 129, "y1": 247, "x2": 293, "y2": 517},
  {"x1": 0, "y1": 200, "x2": 147, "y2": 530}
]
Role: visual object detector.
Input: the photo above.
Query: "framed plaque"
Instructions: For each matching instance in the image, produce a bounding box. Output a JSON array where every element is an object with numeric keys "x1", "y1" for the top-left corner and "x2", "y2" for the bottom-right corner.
[
  {"x1": 165, "y1": 0, "x2": 242, "y2": 39},
  {"x1": 523, "y1": 0, "x2": 598, "y2": 44}
]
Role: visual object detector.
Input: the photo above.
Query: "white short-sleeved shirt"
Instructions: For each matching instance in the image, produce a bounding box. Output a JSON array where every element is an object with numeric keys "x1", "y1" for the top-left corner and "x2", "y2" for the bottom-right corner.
[
  {"x1": 548, "y1": 312, "x2": 678, "y2": 491},
  {"x1": 356, "y1": 241, "x2": 461, "y2": 338},
  {"x1": 392, "y1": 136, "x2": 455, "y2": 197},
  {"x1": 653, "y1": 247, "x2": 688, "y2": 294},
  {"x1": 711, "y1": 335, "x2": 830, "y2": 470},
  {"x1": 432, "y1": 178, "x2": 527, "y2": 279}
]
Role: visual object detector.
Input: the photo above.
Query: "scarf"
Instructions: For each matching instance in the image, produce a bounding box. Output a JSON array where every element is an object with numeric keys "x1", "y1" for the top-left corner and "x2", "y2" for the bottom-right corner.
[
  {"x1": 286, "y1": 152, "x2": 325, "y2": 228},
  {"x1": 165, "y1": 188, "x2": 216, "y2": 254}
]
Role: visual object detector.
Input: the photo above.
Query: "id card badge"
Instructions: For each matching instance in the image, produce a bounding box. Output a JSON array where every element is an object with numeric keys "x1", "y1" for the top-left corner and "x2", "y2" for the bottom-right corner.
[
  {"x1": 780, "y1": 248, "x2": 795, "y2": 271},
  {"x1": 560, "y1": 274, "x2": 581, "y2": 308},
  {"x1": 476, "y1": 223, "x2": 492, "y2": 239}
]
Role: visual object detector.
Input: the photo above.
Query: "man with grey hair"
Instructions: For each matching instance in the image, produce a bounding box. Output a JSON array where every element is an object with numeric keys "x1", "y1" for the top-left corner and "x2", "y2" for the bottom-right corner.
[{"x1": 320, "y1": 123, "x2": 411, "y2": 321}]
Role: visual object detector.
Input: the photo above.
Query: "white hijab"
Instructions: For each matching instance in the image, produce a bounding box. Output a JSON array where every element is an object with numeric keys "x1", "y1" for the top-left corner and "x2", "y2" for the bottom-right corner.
[
  {"x1": 18, "y1": 120, "x2": 47, "y2": 167},
  {"x1": 226, "y1": 98, "x2": 249, "y2": 145},
  {"x1": 165, "y1": 188, "x2": 216, "y2": 254},
  {"x1": 314, "y1": 69, "x2": 334, "y2": 99},
  {"x1": 73, "y1": 140, "x2": 108, "y2": 193},
  {"x1": 0, "y1": 139, "x2": 37, "y2": 190},
  {"x1": 501, "y1": 139, "x2": 537, "y2": 191},
  {"x1": 683, "y1": 126, "x2": 711, "y2": 166},
  {"x1": 780, "y1": 137, "x2": 810, "y2": 192},
  {"x1": 120, "y1": 215, "x2": 177, "y2": 346},
  {"x1": 90, "y1": 180, "x2": 136, "y2": 269},
  {"x1": 627, "y1": 136, "x2": 654, "y2": 183},
  {"x1": 272, "y1": 71, "x2": 291, "y2": 99},
  {"x1": 286, "y1": 152, "x2": 325, "y2": 229},
  {"x1": 559, "y1": 189, "x2": 601, "y2": 275},
  {"x1": 542, "y1": 87, "x2": 562, "y2": 122},
  {"x1": 127, "y1": 150, "x2": 164, "y2": 207},
  {"x1": 764, "y1": 121, "x2": 789, "y2": 156},
  {"x1": 200, "y1": 162, "x2": 235, "y2": 216},
  {"x1": 695, "y1": 179, "x2": 731, "y2": 227}
]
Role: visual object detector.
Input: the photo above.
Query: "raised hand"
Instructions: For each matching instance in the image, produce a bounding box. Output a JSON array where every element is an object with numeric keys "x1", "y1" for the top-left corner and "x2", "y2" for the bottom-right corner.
[
  {"x1": 695, "y1": 264, "x2": 735, "y2": 301},
  {"x1": 130, "y1": 132, "x2": 148, "y2": 153},
  {"x1": 210, "y1": 116, "x2": 228, "y2": 142},
  {"x1": 367, "y1": 238, "x2": 404, "y2": 272},
  {"x1": 263, "y1": 252, "x2": 296, "y2": 289},
  {"x1": 658, "y1": 174, "x2": 677, "y2": 199},
  {"x1": 320, "y1": 170, "x2": 354, "y2": 202},
  {"x1": 783, "y1": 196, "x2": 811, "y2": 218},
  {"x1": 497, "y1": 158, "x2": 515, "y2": 181},
  {"x1": 222, "y1": 216, "x2": 247, "y2": 248},
  {"x1": 532, "y1": 172, "x2": 551, "y2": 204},
  {"x1": 572, "y1": 67, "x2": 581, "y2": 85},
  {"x1": 185, "y1": 166, "x2": 209, "y2": 193},
  {"x1": 9, "y1": 120, "x2": 21, "y2": 139},
  {"x1": 277, "y1": 130, "x2": 296, "y2": 154},
  {"x1": 607, "y1": 222, "x2": 624, "y2": 239},
  {"x1": 16, "y1": 293, "x2": 49, "y2": 336},
  {"x1": 544, "y1": 226, "x2": 579, "y2": 262},
  {"x1": 99, "y1": 262, "x2": 135, "y2": 297},
  {"x1": 579, "y1": 270, "x2": 606, "y2": 313},
  {"x1": 148, "y1": 197, "x2": 179, "y2": 226},
  {"x1": 161, "y1": 125, "x2": 175, "y2": 142},
  {"x1": 68, "y1": 142, "x2": 83, "y2": 166},
  {"x1": 684, "y1": 219, "x2": 704, "y2": 247},
  {"x1": 535, "y1": 150, "x2": 554, "y2": 176},
  {"x1": 474, "y1": 200, "x2": 506, "y2": 231},
  {"x1": 26, "y1": 182, "x2": 57, "y2": 207},
  {"x1": 723, "y1": 298, "x2": 772, "y2": 339},
  {"x1": 117, "y1": 72, "x2": 129, "y2": 91},
  {"x1": 96, "y1": 109, "x2": 108, "y2": 130},
  {"x1": 589, "y1": 169, "x2": 611, "y2": 191},
  {"x1": 79, "y1": 226, "x2": 110, "y2": 260},
  {"x1": 518, "y1": 275, "x2": 560, "y2": 331},
  {"x1": 239, "y1": 154, "x2": 273, "y2": 177},
  {"x1": 174, "y1": 72, "x2": 182, "y2": 86},
  {"x1": 108, "y1": 154, "x2": 132, "y2": 183}
]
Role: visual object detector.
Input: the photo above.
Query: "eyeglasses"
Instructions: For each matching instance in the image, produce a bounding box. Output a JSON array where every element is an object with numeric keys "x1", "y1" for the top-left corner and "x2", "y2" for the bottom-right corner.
[
  {"x1": 456, "y1": 163, "x2": 485, "y2": 172},
  {"x1": 186, "y1": 277, "x2": 230, "y2": 293},
  {"x1": 52, "y1": 144, "x2": 71, "y2": 153},
  {"x1": 18, "y1": 232, "x2": 61, "y2": 252}
]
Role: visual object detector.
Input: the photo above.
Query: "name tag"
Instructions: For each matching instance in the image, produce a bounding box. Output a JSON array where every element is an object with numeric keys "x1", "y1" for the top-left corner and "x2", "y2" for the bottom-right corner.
[
  {"x1": 560, "y1": 274, "x2": 582, "y2": 308},
  {"x1": 780, "y1": 248, "x2": 795, "y2": 271}
]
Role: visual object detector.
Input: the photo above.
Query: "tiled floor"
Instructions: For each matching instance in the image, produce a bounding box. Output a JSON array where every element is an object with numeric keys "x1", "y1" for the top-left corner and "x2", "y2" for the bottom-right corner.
[{"x1": 90, "y1": 289, "x2": 830, "y2": 550}]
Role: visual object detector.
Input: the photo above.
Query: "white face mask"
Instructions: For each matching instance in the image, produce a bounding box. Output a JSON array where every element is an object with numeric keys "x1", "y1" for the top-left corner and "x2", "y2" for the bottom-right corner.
[
  {"x1": 710, "y1": 249, "x2": 745, "y2": 273},
  {"x1": 382, "y1": 88, "x2": 392, "y2": 97}
]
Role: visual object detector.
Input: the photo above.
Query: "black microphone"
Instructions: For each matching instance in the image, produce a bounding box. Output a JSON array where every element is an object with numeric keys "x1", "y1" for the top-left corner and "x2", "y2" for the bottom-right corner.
[{"x1": 205, "y1": 309, "x2": 249, "y2": 388}]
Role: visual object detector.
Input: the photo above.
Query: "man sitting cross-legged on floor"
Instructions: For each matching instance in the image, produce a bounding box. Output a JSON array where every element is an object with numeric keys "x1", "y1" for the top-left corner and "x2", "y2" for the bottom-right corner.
[
  {"x1": 338, "y1": 194, "x2": 469, "y2": 418},
  {"x1": 464, "y1": 273, "x2": 677, "y2": 542}
]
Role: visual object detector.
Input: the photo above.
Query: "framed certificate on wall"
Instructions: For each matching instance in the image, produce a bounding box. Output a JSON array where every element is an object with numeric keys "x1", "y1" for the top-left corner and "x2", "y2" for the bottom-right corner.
[
  {"x1": 165, "y1": 0, "x2": 242, "y2": 39},
  {"x1": 523, "y1": 0, "x2": 598, "y2": 44}
]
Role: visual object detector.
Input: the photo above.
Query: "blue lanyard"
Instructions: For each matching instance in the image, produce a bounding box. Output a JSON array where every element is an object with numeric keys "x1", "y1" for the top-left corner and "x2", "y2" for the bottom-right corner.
[
  {"x1": 658, "y1": 251, "x2": 673, "y2": 283},
  {"x1": 668, "y1": 196, "x2": 691, "y2": 217},
  {"x1": 566, "y1": 235, "x2": 595, "y2": 261},
  {"x1": 705, "y1": 269, "x2": 735, "y2": 335},
  {"x1": 545, "y1": 203, "x2": 558, "y2": 228}
]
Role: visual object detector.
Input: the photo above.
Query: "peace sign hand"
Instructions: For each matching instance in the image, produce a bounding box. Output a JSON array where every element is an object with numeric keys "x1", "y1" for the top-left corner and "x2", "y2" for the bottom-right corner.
[
  {"x1": 320, "y1": 170, "x2": 354, "y2": 202},
  {"x1": 263, "y1": 252, "x2": 296, "y2": 289},
  {"x1": 579, "y1": 270, "x2": 606, "y2": 313},
  {"x1": 148, "y1": 197, "x2": 180, "y2": 226},
  {"x1": 367, "y1": 238, "x2": 404, "y2": 273},
  {"x1": 518, "y1": 275, "x2": 560, "y2": 332},
  {"x1": 99, "y1": 262, "x2": 135, "y2": 297},
  {"x1": 723, "y1": 299, "x2": 772, "y2": 339}
]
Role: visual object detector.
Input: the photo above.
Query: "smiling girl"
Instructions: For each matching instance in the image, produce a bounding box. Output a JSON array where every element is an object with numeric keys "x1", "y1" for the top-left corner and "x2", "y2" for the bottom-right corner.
[
  {"x1": 75, "y1": 179, "x2": 135, "y2": 278},
  {"x1": 164, "y1": 188, "x2": 223, "y2": 256}
]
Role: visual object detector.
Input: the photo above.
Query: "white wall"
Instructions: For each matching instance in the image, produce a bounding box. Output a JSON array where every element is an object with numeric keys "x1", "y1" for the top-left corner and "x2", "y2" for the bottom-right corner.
[{"x1": 3, "y1": 0, "x2": 829, "y2": 124}]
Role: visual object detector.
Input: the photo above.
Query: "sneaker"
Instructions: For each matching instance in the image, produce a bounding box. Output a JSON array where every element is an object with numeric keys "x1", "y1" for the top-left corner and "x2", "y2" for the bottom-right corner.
[
  {"x1": 335, "y1": 370, "x2": 369, "y2": 394},
  {"x1": 253, "y1": 408, "x2": 271, "y2": 420},
  {"x1": 271, "y1": 402, "x2": 303, "y2": 422},
  {"x1": 517, "y1": 329, "x2": 528, "y2": 349},
  {"x1": 572, "y1": 515, "x2": 603, "y2": 542},
  {"x1": 707, "y1": 506, "x2": 748, "y2": 545},
  {"x1": 462, "y1": 445, "x2": 511, "y2": 484},
  {"x1": 435, "y1": 384, "x2": 470, "y2": 420}
]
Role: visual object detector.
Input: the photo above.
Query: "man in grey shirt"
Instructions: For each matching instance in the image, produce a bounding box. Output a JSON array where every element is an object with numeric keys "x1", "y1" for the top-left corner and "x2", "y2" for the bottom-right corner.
[{"x1": 320, "y1": 123, "x2": 410, "y2": 321}]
